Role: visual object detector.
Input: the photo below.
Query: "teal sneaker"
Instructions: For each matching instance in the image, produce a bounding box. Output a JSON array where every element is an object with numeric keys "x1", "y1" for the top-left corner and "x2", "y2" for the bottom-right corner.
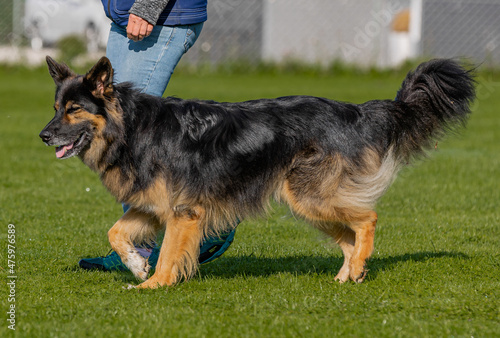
[
  {"x1": 79, "y1": 227, "x2": 237, "y2": 271},
  {"x1": 78, "y1": 250, "x2": 129, "y2": 271},
  {"x1": 198, "y1": 227, "x2": 237, "y2": 264}
]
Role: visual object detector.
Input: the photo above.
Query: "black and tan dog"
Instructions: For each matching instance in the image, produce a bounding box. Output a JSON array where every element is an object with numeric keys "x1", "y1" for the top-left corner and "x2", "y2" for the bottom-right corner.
[{"x1": 40, "y1": 57, "x2": 475, "y2": 289}]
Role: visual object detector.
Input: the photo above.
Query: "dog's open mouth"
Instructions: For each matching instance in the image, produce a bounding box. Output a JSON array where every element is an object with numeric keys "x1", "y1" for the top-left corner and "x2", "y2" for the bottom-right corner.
[{"x1": 55, "y1": 133, "x2": 87, "y2": 159}]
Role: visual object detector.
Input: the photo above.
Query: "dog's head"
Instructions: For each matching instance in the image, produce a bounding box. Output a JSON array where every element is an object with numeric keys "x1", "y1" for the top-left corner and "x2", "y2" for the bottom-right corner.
[{"x1": 39, "y1": 56, "x2": 118, "y2": 161}]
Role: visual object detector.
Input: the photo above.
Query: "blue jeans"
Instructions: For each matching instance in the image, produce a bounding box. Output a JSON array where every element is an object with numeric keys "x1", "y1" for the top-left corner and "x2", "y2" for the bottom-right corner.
[
  {"x1": 106, "y1": 22, "x2": 203, "y2": 214},
  {"x1": 106, "y1": 22, "x2": 203, "y2": 96}
]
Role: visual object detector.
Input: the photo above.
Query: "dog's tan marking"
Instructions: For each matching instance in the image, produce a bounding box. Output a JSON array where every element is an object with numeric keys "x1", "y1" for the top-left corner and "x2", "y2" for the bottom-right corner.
[
  {"x1": 126, "y1": 176, "x2": 171, "y2": 216},
  {"x1": 61, "y1": 100, "x2": 107, "y2": 130},
  {"x1": 75, "y1": 104, "x2": 123, "y2": 173},
  {"x1": 135, "y1": 206, "x2": 204, "y2": 289},
  {"x1": 314, "y1": 222, "x2": 356, "y2": 283},
  {"x1": 80, "y1": 135, "x2": 107, "y2": 172},
  {"x1": 347, "y1": 210, "x2": 377, "y2": 283},
  {"x1": 101, "y1": 166, "x2": 134, "y2": 202}
]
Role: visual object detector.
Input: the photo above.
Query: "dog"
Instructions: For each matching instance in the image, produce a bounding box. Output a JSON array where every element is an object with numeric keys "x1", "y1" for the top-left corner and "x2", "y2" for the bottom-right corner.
[{"x1": 40, "y1": 56, "x2": 475, "y2": 289}]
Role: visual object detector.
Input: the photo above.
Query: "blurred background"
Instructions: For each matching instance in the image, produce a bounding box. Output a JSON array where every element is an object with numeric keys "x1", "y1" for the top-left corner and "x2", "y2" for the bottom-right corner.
[{"x1": 0, "y1": 0, "x2": 499, "y2": 69}]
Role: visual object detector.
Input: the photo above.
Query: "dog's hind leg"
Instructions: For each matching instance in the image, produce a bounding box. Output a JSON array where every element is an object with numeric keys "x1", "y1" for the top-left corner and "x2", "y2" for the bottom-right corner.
[
  {"x1": 316, "y1": 210, "x2": 377, "y2": 283},
  {"x1": 108, "y1": 208, "x2": 161, "y2": 281},
  {"x1": 135, "y1": 206, "x2": 204, "y2": 289},
  {"x1": 345, "y1": 210, "x2": 378, "y2": 283},
  {"x1": 317, "y1": 223, "x2": 356, "y2": 283},
  {"x1": 283, "y1": 178, "x2": 378, "y2": 283}
]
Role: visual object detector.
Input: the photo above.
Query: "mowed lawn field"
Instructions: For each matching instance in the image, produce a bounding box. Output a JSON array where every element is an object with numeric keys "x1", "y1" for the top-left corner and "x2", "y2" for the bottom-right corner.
[{"x1": 0, "y1": 63, "x2": 499, "y2": 337}]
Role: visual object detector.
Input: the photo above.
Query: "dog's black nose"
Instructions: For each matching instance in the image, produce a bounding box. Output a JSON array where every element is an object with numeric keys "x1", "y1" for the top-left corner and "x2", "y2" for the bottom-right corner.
[{"x1": 39, "y1": 130, "x2": 52, "y2": 143}]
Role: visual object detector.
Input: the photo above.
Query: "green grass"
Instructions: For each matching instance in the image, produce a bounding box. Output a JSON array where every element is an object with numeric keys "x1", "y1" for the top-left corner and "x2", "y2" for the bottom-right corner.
[{"x1": 0, "y1": 64, "x2": 499, "y2": 337}]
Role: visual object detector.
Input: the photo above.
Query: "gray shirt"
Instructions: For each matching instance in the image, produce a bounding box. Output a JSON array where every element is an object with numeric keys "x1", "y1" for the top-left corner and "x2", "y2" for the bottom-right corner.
[{"x1": 130, "y1": 0, "x2": 171, "y2": 25}]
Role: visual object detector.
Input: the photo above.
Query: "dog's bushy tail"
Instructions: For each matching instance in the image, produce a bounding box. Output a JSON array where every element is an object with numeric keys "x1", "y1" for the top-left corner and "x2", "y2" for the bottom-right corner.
[{"x1": 393, "y1": 59, "x2": 476, "y2": 160}]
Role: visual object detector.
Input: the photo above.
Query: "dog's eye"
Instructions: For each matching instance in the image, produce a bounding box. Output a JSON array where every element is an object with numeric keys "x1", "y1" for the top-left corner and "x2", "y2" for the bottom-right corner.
[{"x1": 66, "y1": 104, "x2": 82, "y2": 114}]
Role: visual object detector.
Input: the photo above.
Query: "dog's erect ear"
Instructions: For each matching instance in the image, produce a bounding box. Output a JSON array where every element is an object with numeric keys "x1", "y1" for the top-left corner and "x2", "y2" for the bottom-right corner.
[
  {"x1": 84, "y1": 56, "x2": 114, "y2": 97},
  {"x1": 46, "y1": 56, "x2": 75, "y2": 86}
]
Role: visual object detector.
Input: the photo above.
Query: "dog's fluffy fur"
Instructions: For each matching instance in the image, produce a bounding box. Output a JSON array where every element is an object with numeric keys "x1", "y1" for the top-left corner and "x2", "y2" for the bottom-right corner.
[{"x1": 40, "y1": 57, "x2": 475, "y2": 288}]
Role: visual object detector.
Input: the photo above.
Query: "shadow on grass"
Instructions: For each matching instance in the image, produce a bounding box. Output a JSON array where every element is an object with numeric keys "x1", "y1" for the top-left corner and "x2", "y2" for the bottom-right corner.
[
  {"x1": 67, "y1": 250, "x2": 469, "y2": 284},
  {"x1": 199, "y1": 251, "x2": 470, "y2": 281}
]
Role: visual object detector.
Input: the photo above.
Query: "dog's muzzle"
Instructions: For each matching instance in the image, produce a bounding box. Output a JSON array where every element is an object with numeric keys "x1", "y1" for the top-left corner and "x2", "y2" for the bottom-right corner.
[{"x1": 39, "y1": 129, "x2": 53, "y2": 145}]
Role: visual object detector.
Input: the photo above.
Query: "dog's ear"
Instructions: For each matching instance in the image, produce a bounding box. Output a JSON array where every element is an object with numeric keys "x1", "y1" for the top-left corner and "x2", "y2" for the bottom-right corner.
[
  {"x1": 84, "y1": 56, "x2": 114, "y2": 97},
  {"x1": 46, "y1": 56, "x2": 75, "y2": 86}
]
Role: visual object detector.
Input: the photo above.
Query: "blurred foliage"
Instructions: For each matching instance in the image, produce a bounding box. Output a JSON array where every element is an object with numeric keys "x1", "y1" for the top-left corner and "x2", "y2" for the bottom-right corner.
[{"x1": 57, "y1": 35, "x2": 87, "y2": 65}]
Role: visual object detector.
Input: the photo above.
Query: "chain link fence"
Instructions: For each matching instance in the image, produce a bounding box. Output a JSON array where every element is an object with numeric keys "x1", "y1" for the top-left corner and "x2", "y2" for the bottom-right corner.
[
  {"x1": 0, "y1": 0, "x2": 22, "y2": 44},
  {"x1": 421, "y1": 0, "x2": 500, "y2": 67},
  {"x1": 1, "y1": 0, "x2": 499, "y2": 67},
  {"x1": 182, "y1": 0, "x2": 413, "y2": 67}
]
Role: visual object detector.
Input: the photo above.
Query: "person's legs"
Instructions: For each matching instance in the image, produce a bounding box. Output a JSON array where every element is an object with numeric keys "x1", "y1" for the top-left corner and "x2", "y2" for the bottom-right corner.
[{"x1": 106, "y1": 22, "x2": 203, "y2": 96}]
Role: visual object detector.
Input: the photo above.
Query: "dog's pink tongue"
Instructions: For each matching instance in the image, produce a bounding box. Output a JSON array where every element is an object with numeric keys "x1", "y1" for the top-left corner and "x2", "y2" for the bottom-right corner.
[{"x1": 55, "y1": 143, "x2": 74, "y2": 158}]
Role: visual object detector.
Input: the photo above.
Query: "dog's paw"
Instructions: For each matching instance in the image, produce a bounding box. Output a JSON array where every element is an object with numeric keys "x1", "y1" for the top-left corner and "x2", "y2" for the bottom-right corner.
[
  {"x1": 349, "y1": 265, "x2": 368, "y2": 283},
  {"x1": 124, "y1": 250, "x2": 150, "y2": 281},
  {"x1": 334, "y1": 267, "x2": 350, "y2": 284},
  {"x1": 135, "y1": 276, "x2": 166, "y2": 289}
]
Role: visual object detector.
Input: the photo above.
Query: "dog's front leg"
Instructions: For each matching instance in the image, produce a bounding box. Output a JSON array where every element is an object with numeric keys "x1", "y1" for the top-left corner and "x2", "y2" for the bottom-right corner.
[
  {"x1": 108, "y1": 208, "x2": 160, "y2": 281},
  {"x1": 135, "y1": 206, "x2": 204, "y2": 289}
]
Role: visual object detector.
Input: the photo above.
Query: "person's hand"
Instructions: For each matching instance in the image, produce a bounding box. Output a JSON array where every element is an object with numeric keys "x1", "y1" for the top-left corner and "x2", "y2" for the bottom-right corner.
[{"x1": 127, "y1": 13, "x2": 154, "y2": 42}]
